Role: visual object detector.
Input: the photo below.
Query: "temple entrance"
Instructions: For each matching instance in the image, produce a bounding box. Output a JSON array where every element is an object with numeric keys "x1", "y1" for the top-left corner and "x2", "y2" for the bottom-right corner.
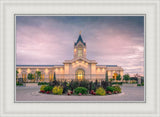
[
  {"x1": 76, "y1": 69, "x2": 85, "y2": 81},
  {"x1": 113, "y1": 73, "x2": 118, "y2": 80}
]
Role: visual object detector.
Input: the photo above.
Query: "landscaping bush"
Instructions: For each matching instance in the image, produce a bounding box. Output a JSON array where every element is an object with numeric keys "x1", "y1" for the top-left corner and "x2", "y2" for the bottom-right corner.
[
  {"x1": 106, "y1": 86, "x2": 115, "y2": 92},
  {"x1": 113, "y1": 86, "x2": 121, "y2": 93},
  {"x1": 137, "y1": 84, "x2": 141, "y2": 86},
  {"x1": 111, "y1": 82, "x2": 122, "y2": 85},
  {"x1": 74, "y1": 87, "x2": 88, "y2": 95},
  {"x1": 80, "y1": 80, "x2": 89, "y2": 89},
  {"x1": 70, "y1": 80, "x2": 79, "y2": 91},
  {"x1": 141, "y1": 82, "x2": 144, "y2": 86},
  {"x1": 130, "y1": 80, "x2": 137, "y2": 84},
  {"x1": 38, "y1": 82, "x2": 49, "y2": 85},
  {"x1": 96, "y1": 87, "x2": 106, "y2": 96},
  {"x1": 62, "y1": 81, "x2": 68, "y2": 93},
  {"x1": 40, "y1": 85, "x2": 46, "y2": 91},
  {"x1": 16, "y1": 82, "x2": 23, "y2": 86},
  {"x1": 89, "y1": 81, "x2": 96, "y2": 92},
  {"x1": 27, "y1": 73, "x2": 34, "y2": 80},
  {"x1": 52, "y1": 86, "x2": 63, "y2": 95},
  {"x1": 44, "y1": 86, "x2": 53, "y2": 92},
  {"x1": 101, "y1": 81, "x2": 110, "y2": 90},
  {"x1": 49, "y1": 80, "x2": 60, "y2": 87}
]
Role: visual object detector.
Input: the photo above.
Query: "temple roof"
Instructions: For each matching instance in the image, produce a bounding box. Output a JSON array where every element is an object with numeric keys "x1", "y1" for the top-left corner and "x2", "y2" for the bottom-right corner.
[
  {"x1": 74, "y1": 34, "x2": 86, "y2": 46},
  {"x1": 97, "y1": 65, "x2": 118, "y2": 67}
]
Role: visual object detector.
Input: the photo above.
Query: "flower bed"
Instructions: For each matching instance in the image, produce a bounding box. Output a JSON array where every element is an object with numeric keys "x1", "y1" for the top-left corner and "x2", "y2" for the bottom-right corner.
[{"x1": 39, "y1": 80, "x2": 122, "y2": 96}]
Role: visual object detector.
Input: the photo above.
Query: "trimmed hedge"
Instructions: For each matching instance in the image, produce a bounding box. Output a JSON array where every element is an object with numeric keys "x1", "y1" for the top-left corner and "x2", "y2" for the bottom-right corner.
[
  {"x1": 44, "y1": 86, "x2": 53, "y2": 92},
  {"x1": 74, "y1": 87, "x2": 88, "y2": 95},
  {"x1": 106, "y1": 86, "x2": 121, "y2": 93},
  {"x1": 111, "y1": 82, "x2": 122, "y2": 85},
  {"x1": 38, "y1": 82, "x2": 49, "y2": 85},
  {"x1": 106, "y1": 86, "x2": 115, "y2": 92}
]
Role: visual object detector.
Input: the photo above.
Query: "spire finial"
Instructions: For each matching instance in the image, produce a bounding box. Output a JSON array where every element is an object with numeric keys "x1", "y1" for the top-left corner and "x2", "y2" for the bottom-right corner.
[{"x1": 79, "y1": 31, "x2": 81, "y2": 35}]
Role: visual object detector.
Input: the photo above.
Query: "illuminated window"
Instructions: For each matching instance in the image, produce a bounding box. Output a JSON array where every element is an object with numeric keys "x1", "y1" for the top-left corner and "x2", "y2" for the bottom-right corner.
[
  {"x1": 22, "y1": 73, "x2": 27, "y2": 82},
  {"x1": 40, "y1": 74, "x2": 45, "y2": 81},
  {"x1": 78, "y1": 47, "x2": 83, "y2": 57},
  {"x1": 76, "y1": 69, "x2": 85, "y2": 81},
  {"x1": 49, "y1": 73, "x2": 53, "y2": 81}
]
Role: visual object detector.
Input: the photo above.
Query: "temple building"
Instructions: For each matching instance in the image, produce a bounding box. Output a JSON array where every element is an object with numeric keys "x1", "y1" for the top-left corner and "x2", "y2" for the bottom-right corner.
[{"x1": 16, "y1": 32, "x2": 124, "y2": 82}]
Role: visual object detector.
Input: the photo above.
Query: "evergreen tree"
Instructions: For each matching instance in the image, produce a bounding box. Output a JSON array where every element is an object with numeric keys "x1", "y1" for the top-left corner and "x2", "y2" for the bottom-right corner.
[
  {"x1": 105, "y1": 71, "x2": 108, "y2": 82},
  {"x1": 54, "y1": 72, "x2": 56, "y2": 81},
  {"x1": 116, "y1": 74, "x2": 121, "y2": 80},
  {"x1": 35, "y1": 71, "x2": 41, "y2": 82}
]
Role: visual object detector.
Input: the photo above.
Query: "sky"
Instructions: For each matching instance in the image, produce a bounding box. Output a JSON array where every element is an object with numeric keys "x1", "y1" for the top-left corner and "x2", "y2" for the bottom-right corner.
[{"x1": 16, "y1": 16, "x2": 144, "y2": 76}]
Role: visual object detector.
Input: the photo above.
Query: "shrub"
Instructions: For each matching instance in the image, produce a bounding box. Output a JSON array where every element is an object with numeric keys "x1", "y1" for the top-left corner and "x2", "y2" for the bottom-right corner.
[
  {"x1": 27, "y1": 73, "x2": 34, "y2": 80},
  {"x1": 137, "y1": 84, "x2": 141, "y2": 86},
  {"x1": 49, "y1": 80, "x2": 60, "y2": 87},
  {"x1": 111, "y1": 82, "x2": 122, "y2": 85},
  {"x1": 80, "y1": 80, "x2": 89, "y2": 89},
  {"x1": 70, "y1": 80, "x2": 79, "y2": 90},
  {"x1": 89, "y1": 81, "x2": 95, "y2": 92},
  {"x1": 123, "y1": 74, "x2": 130, "y2": 81},
  {"x1": 101, "y1": 81, "x2": 110, "y2": 90},
  {"x1": 96, "y1": 87, "x2": 106, "y2": 96},
  {"x1": 74, "y1": 87, "x2": 88, "y2": 95},
  {"x1": 62, "y1": 81, "x2": 68, "y2": 93},
  {"x1": 40, "y1": 85, "x2": 46, "y2": 91},
  {"x1": 38, "y1": 82, "x2": 49, "y2": 85},
  {"x1": 52, "y1": 86, "x2": 63, "y2": 95},
  {"x1": 141, "y1": 82, "x2": 144, "y2": 86},
  {"x1": 44, "y1": 86, "x2": 53, "y2": 92},
  {"x1": 130, "y1": 80, "x2": 137, "y2": 84},
  {"x1": 106, "y1": 86, "x2": 115, "y2": 92},
  {"x1": 116, "y1": 74, "x2": 121, "y2": 80},
  {"x1": 113, "y1": 86, "x2": 121, "y2": 93},
  {"x1": 16, "y1": 82, "x2": 23, "y2": 86}
]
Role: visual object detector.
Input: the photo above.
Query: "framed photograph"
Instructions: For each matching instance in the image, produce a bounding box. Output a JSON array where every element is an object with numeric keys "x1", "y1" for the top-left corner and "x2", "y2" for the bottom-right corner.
[{"x1": 0, "y1": 0, "x2": 160, "y2": 117}]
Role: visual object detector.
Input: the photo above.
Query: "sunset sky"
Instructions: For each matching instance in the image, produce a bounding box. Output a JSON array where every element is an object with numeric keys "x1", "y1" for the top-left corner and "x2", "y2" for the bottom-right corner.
[{"x1": 16, "y1": 16, "x2": 144, "y2": 76}]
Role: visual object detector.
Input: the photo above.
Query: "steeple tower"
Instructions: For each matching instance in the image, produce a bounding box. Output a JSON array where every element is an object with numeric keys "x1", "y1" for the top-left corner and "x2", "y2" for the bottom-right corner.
[{"x1": 74, "y1": 32, "x2": 86, "y2": 59}]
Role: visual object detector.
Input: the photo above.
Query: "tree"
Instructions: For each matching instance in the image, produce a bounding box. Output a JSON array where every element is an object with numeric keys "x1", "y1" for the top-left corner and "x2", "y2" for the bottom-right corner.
[
  {"x1": 35, "y1": 71, "x2": 41, "y2": 82},
  {"x1": 123, "y1": 74, "x2": 130, "y2": 81},
  {"x1": 116, "y1": 74, "x2": 121, "y2": 80},
  {"x1": 27, "y1": 73, "x2": 34, "y2": 80},
  {"x1": 16, "y1": 70, "x2": 19, "y2": 78},
  {"x1": 53, "y1": 72, "x2": 56, "y2": 81},
  {"x1": 16, "y1": 70, "x2": 19, "y2": 83},
  {"x1": 105, "y1": 71, "x2": 108, "y2": 82}
]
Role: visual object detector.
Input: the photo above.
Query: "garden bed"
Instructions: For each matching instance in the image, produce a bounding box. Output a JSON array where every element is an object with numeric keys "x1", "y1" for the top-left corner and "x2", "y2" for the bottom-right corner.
[
  {"x1": 39, "y1": 91, "x2": 122, "y2": 96},
  {"x1": 39, "y1": 80, "x2": 122, "y2": 96}
]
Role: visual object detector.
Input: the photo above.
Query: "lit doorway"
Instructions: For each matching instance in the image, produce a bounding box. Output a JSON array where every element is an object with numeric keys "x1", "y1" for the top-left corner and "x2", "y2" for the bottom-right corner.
[{"x1": 76, "y1": 69, "x2": 85, "y2": 80}]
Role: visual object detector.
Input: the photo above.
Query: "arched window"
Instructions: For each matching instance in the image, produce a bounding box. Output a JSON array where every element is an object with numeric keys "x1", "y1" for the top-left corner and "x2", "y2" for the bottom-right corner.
[{"x1": 78, "y1": 46, "x2": 83, "y2": 57}]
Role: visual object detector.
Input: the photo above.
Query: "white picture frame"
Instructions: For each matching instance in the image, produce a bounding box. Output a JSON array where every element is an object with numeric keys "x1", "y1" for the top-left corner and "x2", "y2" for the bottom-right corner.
[{"x1": 0, "y1": 0, "x2": 160, "y2": 117}]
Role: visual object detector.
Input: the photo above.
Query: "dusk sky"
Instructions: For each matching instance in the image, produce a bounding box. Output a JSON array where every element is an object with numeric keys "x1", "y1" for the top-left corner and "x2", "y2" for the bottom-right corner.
[{"x1": 16, "y1": 16, "x2": 144, "y2": 76}]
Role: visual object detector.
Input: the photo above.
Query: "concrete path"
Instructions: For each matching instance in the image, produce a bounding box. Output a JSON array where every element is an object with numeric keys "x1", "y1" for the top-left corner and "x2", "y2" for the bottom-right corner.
[{"x1": 16, "y1": 86, "x2": 144, "y2": 102}]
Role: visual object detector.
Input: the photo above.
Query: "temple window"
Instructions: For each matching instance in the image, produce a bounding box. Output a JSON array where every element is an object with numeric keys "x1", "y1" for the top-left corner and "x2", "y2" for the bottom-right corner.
[{"x1": 78, "y1": 47, "x2": 83, "y2": 57}]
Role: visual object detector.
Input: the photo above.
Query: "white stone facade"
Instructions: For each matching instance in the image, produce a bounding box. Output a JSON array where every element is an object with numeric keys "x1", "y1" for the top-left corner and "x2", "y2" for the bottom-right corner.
[{"x1": 16, "y1": 33, "x2": 123, "y2": 82}]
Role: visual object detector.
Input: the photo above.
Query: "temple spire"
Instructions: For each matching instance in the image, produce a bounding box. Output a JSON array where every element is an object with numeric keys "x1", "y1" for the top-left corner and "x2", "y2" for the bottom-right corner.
[{"x1": 74, "y1": 31, "x2": 86, "y2": 46}]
